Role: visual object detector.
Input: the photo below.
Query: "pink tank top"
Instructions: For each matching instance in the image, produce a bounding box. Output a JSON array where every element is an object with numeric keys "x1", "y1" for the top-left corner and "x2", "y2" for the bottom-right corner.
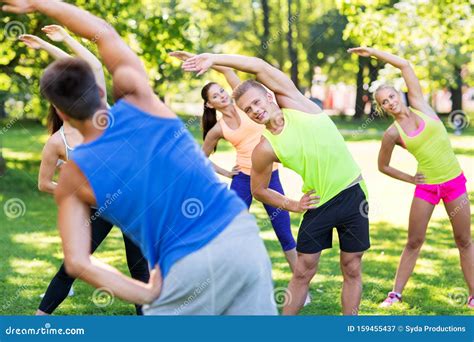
[{"x1": 219, "y1": 109, "x2": 277, "y2": 175}]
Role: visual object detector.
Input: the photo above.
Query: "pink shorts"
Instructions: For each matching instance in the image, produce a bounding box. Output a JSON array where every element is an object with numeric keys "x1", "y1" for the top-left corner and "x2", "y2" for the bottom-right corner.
[{"x1": 414, "y1": 173, "x2": 467, "y2": 205}]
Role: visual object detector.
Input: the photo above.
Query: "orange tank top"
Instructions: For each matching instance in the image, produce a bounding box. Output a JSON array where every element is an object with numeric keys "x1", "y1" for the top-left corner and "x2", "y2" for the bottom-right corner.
[{"x1": 219, "y1": 109, "x2": 278, "y2": 175}]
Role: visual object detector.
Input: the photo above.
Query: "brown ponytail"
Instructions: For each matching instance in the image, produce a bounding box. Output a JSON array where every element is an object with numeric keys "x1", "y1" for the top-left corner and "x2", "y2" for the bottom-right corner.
[
  {"x1": 47, "y1": 104, "x2": 63, "y2": 135},
  {"x1": 201, "y1": 82, "x2": 218, "y2": 151}
]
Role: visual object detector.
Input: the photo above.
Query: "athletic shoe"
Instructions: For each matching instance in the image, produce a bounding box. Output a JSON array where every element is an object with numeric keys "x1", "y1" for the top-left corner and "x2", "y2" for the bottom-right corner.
[
  {"x1": 303, "y1": 292, "x2": 312, "y2": 307},
  {"x1": 39, "y1": 286, "x2": 75, "y2": 299},
  {"x1": 379, "y1": 291, "x2": 402, "y2": 307},
  {"x1": 468, "y1": 296, "x2": 474, "y2": 309}
]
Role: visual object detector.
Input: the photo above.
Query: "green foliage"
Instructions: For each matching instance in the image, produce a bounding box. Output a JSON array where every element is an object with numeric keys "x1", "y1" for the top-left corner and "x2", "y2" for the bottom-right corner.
[{"x1": 0, "y1": 0, "x2": 193, "y2": 121}]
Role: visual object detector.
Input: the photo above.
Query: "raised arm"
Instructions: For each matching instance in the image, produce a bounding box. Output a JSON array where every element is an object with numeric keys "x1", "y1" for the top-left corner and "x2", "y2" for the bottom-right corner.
[
  {"x1": 182, "y1": 53, "x2": 323, "y2": 113},
  {"x1": 19, "y1": 34, "x2": 70, "y2": 59},
  {"x1": 3, "y1": 0, "x2": 176, "y2": 116},
  {"x1": 3, "y1": 1, "x2": 155, "y2": 100},
  {"x1": 251, "y1": 138, "x2": 319, "y2": 213},
  {"x1": 378, "y1": 126, "x2": 425, "y2": 185},
  {"x1": 42, "y1": 25, "x2": 107, "y2": 100},
  {"x1": 170, "y1": 51, "x2": 241, "y2": 90},
  {"x1": 348, "y1": 47, "x2": 433, "y2": 115}
]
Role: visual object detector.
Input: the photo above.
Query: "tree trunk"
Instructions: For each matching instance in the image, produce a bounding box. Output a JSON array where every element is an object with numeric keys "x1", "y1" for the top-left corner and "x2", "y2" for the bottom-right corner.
[
  {"x1": 0, "y1": 150, "x2": 5, "y2": 176},
  {"x1": 368, "y1": 60, "x2": 380, "y2": 118},
  {"x1": 260, "y1": 0, "x2": 270, "y2": 59},
  {"x1": 287, "y1": 0, "x2": 299, "y2": 89},
  {"x1": 354, "y1": 56, "x2": 367, "y2": 119},
  {"x1": 449, "y1": 65, "x2": 463, "y2": 112}
]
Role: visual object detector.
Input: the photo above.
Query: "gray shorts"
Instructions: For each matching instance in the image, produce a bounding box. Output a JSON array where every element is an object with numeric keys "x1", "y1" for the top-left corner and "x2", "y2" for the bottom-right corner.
[{"x1": 143, "y1": 211, "x2": 277, "y2": 315}]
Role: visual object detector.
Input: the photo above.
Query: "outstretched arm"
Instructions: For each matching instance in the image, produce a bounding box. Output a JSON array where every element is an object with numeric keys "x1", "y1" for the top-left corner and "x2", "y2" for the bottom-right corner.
[
  {"x1": 251, "y1": 138, "x2": 319, "y2": 213},
  {"x1": 170, "y1": 51, "x2": 241, "y2": 89},
  {"x1": 182, "y1": 53, "x2": 323, "y2": 113},
  {"x1": 42, "y1": 25, "x2": 107, "y2": 100},
  {"x1": 3, "y1": 0, "x2": 174, "y2": 116},
  {"x1": 348, "y1": 47, "x2": 434, "y2": 115},
  {"x1": 19, "y1": 34, "x2": 70, "y2": 59}
]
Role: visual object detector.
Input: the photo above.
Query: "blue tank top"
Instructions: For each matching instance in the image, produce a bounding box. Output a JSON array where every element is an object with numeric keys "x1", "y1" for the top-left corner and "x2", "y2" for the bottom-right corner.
[{"x1": 71, "y1": 100, "x2": 246, "y2": 278}]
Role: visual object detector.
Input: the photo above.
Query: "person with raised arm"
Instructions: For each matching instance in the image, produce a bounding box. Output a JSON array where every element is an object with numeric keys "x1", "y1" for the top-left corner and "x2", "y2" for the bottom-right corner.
[
  {"x1": 2, "y1": 0, "x2": 276, "y2": 315},
  {"x1": 170, "y1": 52, "x2": 303, "y2": 296},
  {"x1": 182, "y1": 52, "x2": 370, "y2": 315},
  {"x1": 20, "y1": 26, "x2": 150, "y2": 316},
  {"x1": 348, "y1": 47, "x2": 473, "y2": 309}
]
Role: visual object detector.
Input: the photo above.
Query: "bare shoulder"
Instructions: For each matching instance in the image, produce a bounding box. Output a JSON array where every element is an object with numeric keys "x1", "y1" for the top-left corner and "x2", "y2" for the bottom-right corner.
[
  {"x1": 43, "y1": 131, "x2": 63, "y2": 156},
  {"x1": 55, "y1": 161, "x2": 96, "y2": 207},
  {"x1": 253, "y1": 137, "x2": 279, "y2": 164},
  {"x1": 383, "y1": 124, "x2": 401, "y2": 146},
  {"x1": 207, "y1": 121, "x2": 224, "y2": 139}
]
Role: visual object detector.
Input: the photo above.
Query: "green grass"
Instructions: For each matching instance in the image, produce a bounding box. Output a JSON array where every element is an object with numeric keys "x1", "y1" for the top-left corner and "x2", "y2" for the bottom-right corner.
[{"x1": 0, "y1": 119, "x2": 473, "y2": 315}]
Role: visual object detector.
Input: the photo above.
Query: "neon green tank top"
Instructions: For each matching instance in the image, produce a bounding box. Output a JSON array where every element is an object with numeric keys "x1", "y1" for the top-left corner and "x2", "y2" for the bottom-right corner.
[
  {"x1": 263, "y1": 108, "x2": 362, "y2": 207},
  {"x1": 393, "y1": 109, "x2": 461, "y2": 184}
]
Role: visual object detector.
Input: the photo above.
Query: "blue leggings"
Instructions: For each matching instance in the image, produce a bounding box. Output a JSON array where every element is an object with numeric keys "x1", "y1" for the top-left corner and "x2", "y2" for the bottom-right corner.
[{"x1": 230, "y1": 170, "x2": 296, "y2": 251}]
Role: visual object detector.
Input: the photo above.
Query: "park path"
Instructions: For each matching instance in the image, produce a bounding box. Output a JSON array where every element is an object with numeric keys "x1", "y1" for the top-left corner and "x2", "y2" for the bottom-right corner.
[{"x1": 211, "y1": 140, "x2": 473, "y2": 226}]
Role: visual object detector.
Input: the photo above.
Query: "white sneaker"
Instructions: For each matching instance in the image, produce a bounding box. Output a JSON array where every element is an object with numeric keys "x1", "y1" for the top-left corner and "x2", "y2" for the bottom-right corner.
[{"x1": 304, "y1": 292, "x2": 312, "y2": 307}]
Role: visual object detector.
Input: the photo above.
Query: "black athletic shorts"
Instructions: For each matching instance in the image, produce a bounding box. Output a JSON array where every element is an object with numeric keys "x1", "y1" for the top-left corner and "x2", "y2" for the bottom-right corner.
[{"x1": 296, "y1": 183, "x2": 370, "y2": 254}]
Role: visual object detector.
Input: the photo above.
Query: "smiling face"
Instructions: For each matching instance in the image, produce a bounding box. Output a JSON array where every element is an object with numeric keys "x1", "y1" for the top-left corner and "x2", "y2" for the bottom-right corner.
[
  {"x1": 205, "y1": 83, "x2": 232, "y2": 110},
  {"x1": 234, "y1": 84, "x2": 278, "y2": 125},
  {"x1": 375, "y1": 86, "x2": 404, "y2": 116}
]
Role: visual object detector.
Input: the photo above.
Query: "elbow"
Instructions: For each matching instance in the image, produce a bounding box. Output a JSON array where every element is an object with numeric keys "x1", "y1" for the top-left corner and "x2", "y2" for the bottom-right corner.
[
  {"x1": 378, "y1": 164, "x2": 389, "y2": 174},
  {"x1": 399, "y1": 59, "x2": 410, "y2": 69},
  {"x1": 38, "y1": 181, "x2": 48, "y2": 193},
  {"x1": 251, "y1": 187, "x2": 265, "y2": 202}
]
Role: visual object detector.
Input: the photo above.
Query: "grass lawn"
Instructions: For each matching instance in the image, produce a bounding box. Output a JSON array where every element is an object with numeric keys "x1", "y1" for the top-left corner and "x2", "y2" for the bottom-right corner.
[{"x1": 0, "y1": 118, "x2": 473, "y2": 315}]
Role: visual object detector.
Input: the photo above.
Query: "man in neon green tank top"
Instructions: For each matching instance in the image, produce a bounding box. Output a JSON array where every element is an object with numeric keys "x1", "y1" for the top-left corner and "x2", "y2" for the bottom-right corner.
[{"x1": 183, "y1": 53, "x2": 370, "y2": 315}]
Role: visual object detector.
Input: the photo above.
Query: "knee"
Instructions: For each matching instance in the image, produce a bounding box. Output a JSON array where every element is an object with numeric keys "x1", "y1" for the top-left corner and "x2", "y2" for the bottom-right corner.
[
  {"x1": 294, "y1": 262, "x2": 316, "y2": 283},
  {"x1": 406, "y1": 237, "x2": 425, "y2": 250},
  {"x1": 454, "y1": 234, "x2": 472, "y2": 250},
  {"x1": 341, "y1": 258, "x2": 361, "y2": 281}
]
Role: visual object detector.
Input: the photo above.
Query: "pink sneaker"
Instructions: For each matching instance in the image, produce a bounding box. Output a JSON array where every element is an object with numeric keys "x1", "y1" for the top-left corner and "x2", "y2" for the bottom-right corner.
[
  {"x1": 468, "y1": 296, "x2": 474, "y2": 309},
  {"x1": 380, "y1": 291, "x2": 402, "y2": 308}
]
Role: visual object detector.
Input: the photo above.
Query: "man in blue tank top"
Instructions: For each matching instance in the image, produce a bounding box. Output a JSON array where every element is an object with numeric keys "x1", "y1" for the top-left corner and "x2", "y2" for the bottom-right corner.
[{"x1": 3, "y1": 0, "x2": 276, "y2": 315}]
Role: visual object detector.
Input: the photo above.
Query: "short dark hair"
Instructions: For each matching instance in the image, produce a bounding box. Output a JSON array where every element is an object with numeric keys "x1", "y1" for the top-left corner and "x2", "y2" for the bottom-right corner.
[{"x1": 40, "y1": 58, "x2": 101, "y2": 120}]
